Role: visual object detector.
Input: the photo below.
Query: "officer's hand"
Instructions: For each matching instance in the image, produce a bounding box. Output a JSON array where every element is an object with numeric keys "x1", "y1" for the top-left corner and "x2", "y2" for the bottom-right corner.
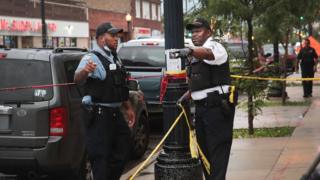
[
  {"x1": 84, "y1": 60, "x2": 97, "y2": 73},
  {"x1": 126, "y1": 108, "x2": 136, "y2": 128},
  {"x1": 174, "y1": 48, "x2": 193, "y2": 58},
  {"x1": 180, "y1": 48, "x2": 193, "y2": 58}
]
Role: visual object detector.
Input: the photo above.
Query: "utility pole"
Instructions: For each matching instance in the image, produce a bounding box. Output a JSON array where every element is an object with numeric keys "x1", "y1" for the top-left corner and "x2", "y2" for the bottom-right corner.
[
  {"x1": 41, "y1": 0, "x2": 47, "y2": 47},
  {"x1": 154, "y1": 0, "x2": 202, "y2": 179}
]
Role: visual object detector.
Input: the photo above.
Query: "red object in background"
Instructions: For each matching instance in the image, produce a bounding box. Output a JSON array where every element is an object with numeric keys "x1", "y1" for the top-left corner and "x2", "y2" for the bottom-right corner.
[
  {"x1": 0, "y1": 53, "x2": 7, "y2": 59},
  {"x1": 295, "y1": 36, "x2": 320, "y2": 56},
  {"x1": 159, "y1": 73, "x2": 187, "y2": 103},
  {"x1": 308, "y1": 36, "x2": 320, "y2": 56}
]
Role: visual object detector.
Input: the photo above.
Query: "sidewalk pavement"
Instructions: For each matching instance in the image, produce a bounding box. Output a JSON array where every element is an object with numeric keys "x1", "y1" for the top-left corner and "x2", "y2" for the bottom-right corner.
[{"x1": 121, "y1": 83, "x2": 320, "y2": 180}]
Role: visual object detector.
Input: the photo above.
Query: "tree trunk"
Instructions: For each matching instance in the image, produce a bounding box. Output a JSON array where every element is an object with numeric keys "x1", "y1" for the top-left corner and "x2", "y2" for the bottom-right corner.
[
  {"x1": 282, "y1": 30, "x2": 290, "y2": 105},
  {"x1": 273, "y1": 41, "x2": 279, "y2": 63},
  {"x1": 247, "y1": 18, "x2": 254, "y2": 135},
  {"x1": 308, "y1": 23, "x2": 313, "y2": 36}
]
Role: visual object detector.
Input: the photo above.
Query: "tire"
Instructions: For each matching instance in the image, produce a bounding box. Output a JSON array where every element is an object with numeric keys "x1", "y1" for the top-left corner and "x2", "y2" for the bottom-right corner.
[{"x1": 132, "y1": 113, "x2": 150, "y2": 159}]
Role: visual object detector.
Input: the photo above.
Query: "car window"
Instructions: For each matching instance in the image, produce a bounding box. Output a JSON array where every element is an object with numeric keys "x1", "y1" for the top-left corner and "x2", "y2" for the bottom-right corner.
[
  {"x1": 64, "y1": 60, "x2": 83, "y2": 98},
  {"x1": 225, "y1": 42, "x2": 248, "y2": 59},
  {"x1": 263, "y1": 44, "x2": 294, "y2": 55},
  {"x1": 118, "y1": 46, "x2": 165, "y2": 67},
  {"x1": 0, "y1": 59, "x2": 53, "y2": 102}
]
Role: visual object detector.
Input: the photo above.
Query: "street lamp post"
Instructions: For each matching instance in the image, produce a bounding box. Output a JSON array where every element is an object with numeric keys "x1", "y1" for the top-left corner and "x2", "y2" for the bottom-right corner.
[
  {"x1": 154, "y1": 0, "x2": 202, "y2": 179},
  {"x1": 126, "y1": 13, "x2": 132, "y2": 41},
  {"x1": 41, "y1": 0, "x2": 47, "y2": 47}
]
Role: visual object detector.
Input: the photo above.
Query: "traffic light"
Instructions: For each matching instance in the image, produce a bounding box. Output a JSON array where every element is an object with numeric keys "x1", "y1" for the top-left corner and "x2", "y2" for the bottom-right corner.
[{"x1": 300, "y1": 16, "x2": 304, "y2": 21}]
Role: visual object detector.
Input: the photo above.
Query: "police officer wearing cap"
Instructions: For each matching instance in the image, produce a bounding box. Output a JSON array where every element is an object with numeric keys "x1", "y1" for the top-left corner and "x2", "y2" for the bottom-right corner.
[
  {"x1": 74, "y1": 22, "x2": 135, "y2": 180},
  {"x1": 297, "y1": 38, "x2": 318, "y2": 98},
  {"x1": 176, "y1": 18, "x2": 235, "y2": 180}
]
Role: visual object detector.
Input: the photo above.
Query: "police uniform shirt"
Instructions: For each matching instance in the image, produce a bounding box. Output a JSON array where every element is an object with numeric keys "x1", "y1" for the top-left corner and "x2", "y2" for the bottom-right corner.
[
  {"x1": 190, "y1": 37, "x2": 229, "y2": 100},
  {"x1": 75, "y1": 44, "x2": 121, "y2": 107},
  {"x1": 298, "y1": 46, "x2": 318, "y2": 68}
]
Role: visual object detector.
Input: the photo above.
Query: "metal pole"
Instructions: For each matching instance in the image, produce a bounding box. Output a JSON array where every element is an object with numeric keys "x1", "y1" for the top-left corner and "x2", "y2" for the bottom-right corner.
[
  {"x1": 41, "y1": 0, "x2": 47, "y2": 47},
  {"x1": 127, "y1": 21, "x2": 131, "y2": 41},
  {"x1": 154, "y1": 0, "x2": 202, "y2": 179}
]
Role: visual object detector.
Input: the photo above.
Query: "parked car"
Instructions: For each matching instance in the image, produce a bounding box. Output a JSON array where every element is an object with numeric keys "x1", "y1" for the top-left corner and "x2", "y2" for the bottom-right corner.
[
  {"x1": 118, "y1": 39, "x2": 165, "y2": 114},
  {"x1": 224, "y1": 40, "x2": 248, "y2": 60},
  {"x1": 118, "y1": 39, "x2": 192, "y2": 114},
  {"x1": 0, "y1": 48, "x2": 149, "y2": 179},
  {"x1": 262, "y1": 43, "x2": 297, "y2": 72}
]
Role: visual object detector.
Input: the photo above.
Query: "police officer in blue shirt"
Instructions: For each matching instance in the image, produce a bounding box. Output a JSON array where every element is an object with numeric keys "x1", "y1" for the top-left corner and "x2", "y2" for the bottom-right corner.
[{"x1": 74, "y1": 22, "x2": 135, "y2": 180}]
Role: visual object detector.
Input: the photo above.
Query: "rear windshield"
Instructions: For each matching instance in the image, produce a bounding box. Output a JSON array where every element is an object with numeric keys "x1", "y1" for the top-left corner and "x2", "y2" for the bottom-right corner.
[
  {"x1": 0, "y1": 59, "x2": 53, "y2": 102},
  {"x1": 118, "y1": 46, "x2": 165, "y2": 67},
  {"x1": 225, "y1": 43, "x2": 248, "y2": 59}
]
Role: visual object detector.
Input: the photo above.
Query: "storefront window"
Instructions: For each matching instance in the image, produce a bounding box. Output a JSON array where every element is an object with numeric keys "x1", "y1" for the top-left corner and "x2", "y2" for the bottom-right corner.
[
  {"x1": 46, "y1": 37, "x2": 53, "y2": 48},
  {"x1": 53, "y1": 37, "x2": 58, "y2": 48},
  {"x1": 3, "y1": 36, "x2": 18, "y2": 48},
  {"x1": 22, "y1": 36, "x2": 33, "y2": 48},
  {"x1": 0, "y1": 36, "x2": 4, "y2": 48},
  {"x1": 65, "y1": 37, "x2": 71, "y2": 47},
  {"x1": 71, "y1": 38, "x2": 77, "y2": 47},
  {"x1": 58, "y1": 37, "x2": 65, "y2": 47}
]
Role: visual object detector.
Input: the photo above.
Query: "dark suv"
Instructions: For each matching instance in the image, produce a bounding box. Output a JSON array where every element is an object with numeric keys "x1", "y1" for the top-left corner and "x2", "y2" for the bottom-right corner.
[{"x1": 0, "y1": 48, "x2": 149, "y2": 179}]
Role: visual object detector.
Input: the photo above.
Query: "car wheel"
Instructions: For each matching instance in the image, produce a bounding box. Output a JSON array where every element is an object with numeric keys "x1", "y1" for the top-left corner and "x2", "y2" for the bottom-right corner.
[{"x1": 132, "y1": 113, "x2": 150, "y2": 159}]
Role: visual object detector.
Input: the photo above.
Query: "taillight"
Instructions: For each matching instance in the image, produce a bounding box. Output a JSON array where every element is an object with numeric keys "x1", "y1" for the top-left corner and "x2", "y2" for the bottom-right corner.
[
  {"x1": 141, "y1": 42, "x2": 159, "y2": 46},
  {"x1": 49, "y1": 107, "x2": 67, "y2": 136},
  {"x1": 0, "y1": 53, "x2": 7, "y2": 59}
]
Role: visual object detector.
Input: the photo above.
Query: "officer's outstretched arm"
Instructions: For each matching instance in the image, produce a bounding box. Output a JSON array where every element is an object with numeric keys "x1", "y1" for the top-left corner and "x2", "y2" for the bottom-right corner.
[
  {"x1": 74, "y1": 60, "x2": 97, "y2": 84},
  {"x1": 191, "y1": 47, "x2": 214, "y2": 60}
]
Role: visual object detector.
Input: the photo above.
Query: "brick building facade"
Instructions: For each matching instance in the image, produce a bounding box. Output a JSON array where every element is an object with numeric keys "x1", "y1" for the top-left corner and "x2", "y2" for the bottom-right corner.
[
  {"x1": 86, "y1": 0, "x2": 162, "y2": 44},
  {"x1": 0, "y1": 0, "x2": 89, "y2": 48}
]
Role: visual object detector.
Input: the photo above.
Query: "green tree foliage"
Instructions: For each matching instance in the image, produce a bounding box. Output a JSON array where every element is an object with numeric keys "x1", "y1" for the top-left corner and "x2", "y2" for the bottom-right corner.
[
  {"x1": 187, "y1": 0, "x2": 320, "y2": 135},
  {"x1": 205, "y1": 0, "x2": 266, "y2": 135}
]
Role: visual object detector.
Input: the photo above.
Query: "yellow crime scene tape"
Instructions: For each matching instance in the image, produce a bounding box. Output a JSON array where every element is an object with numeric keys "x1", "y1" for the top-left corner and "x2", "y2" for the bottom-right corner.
[
  {"x1": 128, "y1": 104, "x2": 210, "y2": 180},
  {"x1": 128, "y1": 74, "x2": 320, "y2": 179},
  {"x1": 230, "y1": 75, "x2": 320, "y2": 81}
]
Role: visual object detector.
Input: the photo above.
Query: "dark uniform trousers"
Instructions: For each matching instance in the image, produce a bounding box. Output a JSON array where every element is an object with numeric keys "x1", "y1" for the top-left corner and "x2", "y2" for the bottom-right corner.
[
  {"x1": 301, "y1": 64, "x2": 315, "y2": 97},
  {"x1": 195, "y1": 96, "x2": 235, "y2": 180},
  {"x1": 85, "y1": 106, "x2": 132, "y2": 180}
]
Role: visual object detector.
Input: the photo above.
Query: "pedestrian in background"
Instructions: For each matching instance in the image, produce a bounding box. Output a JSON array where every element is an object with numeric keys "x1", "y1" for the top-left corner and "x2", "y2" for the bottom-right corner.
[
  {"x1": 175, "y1": 17, "x2": 236, "y2": 180},
  {"x1": 74, "y1": 22, "x2": 135, "y2": 180},
  {"x1": 297, "y1": 38, "x2": 318, "y2": 98}
]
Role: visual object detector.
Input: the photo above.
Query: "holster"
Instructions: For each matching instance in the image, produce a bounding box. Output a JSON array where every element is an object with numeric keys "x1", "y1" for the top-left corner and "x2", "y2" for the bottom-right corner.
[
  {"x1": 206, "y1": 91, "x2": 233, "y2": 117},
  {"x1": 82, "y1": 105, "x2": 95, "y2": 128}
]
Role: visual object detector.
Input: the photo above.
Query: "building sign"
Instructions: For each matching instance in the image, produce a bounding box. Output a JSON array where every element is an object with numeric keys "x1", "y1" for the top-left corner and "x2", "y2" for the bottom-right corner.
[
  {"x1": 0, "y1": 16, "x2": 88, "y2": 37},
  {"x1": 0, "y1": 19, "x2": 57, "y2": 32},
  {"x1": 133, "y1": 27, "x2": 151, "y2": 39}
]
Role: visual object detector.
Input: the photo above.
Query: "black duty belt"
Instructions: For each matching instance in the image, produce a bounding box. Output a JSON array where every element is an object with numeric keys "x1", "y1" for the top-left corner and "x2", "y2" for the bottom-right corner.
[
  {"x1": 194, "y1": 93, "x2": 229, "y2": 107},
  {"x1": 91, "y1": 105, "x2": 120, "y2": 114}
]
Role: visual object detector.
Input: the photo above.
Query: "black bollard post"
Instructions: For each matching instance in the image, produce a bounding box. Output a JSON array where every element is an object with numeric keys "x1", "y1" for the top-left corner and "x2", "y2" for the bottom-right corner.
[{"x1": 154, "y1": 0, "x2": 202, "y2": 179}]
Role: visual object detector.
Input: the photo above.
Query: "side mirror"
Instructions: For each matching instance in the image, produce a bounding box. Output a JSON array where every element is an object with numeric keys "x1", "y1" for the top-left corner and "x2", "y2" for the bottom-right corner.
[{"x1": 127, "y1": 79, "x2": 140, "y2": 91}]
